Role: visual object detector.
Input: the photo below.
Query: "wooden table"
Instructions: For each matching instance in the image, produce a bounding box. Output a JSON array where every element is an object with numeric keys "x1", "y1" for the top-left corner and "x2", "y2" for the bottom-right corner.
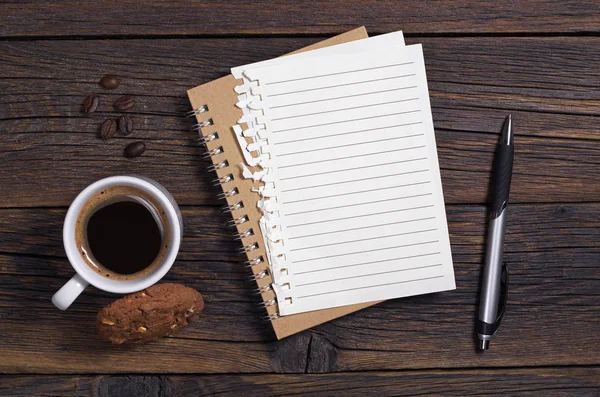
[{"x1": 1, "y1": 2, "x2": 599, "y2": 395}]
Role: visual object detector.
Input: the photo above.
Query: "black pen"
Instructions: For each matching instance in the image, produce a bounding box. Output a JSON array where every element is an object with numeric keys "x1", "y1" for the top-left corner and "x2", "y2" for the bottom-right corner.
[{"x1": 476, "y1": 115, "x2": 514, "y2": 350}]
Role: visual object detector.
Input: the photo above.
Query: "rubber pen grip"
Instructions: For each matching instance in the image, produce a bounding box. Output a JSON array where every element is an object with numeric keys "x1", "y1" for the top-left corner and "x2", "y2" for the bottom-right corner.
[{"x1": 490, "y1": 145, "x2": 514, "y2": 216}]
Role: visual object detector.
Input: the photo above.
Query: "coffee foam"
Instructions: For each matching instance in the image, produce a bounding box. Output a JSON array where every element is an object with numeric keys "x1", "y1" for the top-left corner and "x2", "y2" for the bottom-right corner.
[{"x1": 74, "y1": 185, "x2": 172, "y2": 281}]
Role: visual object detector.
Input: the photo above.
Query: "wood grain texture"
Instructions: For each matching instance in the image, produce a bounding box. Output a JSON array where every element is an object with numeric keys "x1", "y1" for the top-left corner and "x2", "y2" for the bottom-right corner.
[
  {"x1": 2, "y1": 1, "x2": 600, "y2": 37},
  {"x1": 1, "y1": 368, "x2": 599, "y2": 396},
  {"x1": 1, "y1": 37, "x2": 599, "y2": 207},
  {"x1": 0, "y1": 203, "x2": 597, "y2": 373},
  {"x1": 1, "y1": 3, "x2": 599, "y2": 390}
]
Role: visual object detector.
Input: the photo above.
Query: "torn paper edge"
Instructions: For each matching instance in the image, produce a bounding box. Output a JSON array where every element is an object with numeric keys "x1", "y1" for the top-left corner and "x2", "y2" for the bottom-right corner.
[{"x1": 233, "y1": 73, "x2": 294, "y2": 313}]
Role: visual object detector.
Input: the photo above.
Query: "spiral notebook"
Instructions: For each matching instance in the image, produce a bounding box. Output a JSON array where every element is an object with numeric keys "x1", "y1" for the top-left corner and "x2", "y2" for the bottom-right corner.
[{"x1": 187, "y1": 27, "x2": 455, "y2": 338}]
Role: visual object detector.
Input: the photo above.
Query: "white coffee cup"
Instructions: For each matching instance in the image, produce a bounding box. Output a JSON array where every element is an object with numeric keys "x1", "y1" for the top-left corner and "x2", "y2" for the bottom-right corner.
[{"x1": 52, "y1": 176, "x2": 183, "y2": 310}]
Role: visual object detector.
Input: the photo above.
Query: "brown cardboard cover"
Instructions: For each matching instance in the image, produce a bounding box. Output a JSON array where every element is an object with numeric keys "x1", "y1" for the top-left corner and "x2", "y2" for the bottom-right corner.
[{"x1": 187, "y1": 27, "x2": 379, "y2": 339}]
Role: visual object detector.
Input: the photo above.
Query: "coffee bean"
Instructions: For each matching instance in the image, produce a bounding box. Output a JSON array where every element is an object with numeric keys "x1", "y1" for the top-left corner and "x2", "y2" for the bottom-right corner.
[
  {"x1": 82, "y1": 95, "x2": 99, "y2": 114},
  {"x1": 100, "y1": 75, "x2": 120, "y2": 90},
  {"x1": 100, "y1": 119, "x2": 117, "y2": 140},
  {"x1": 118, "y1": 115, "x2": 134, "y2": 136},
  {"x1": 114, "y1": 95, "x2": 135, "y2": 111},
  {"x1": 124, "y1": 141, "x2": 146, "y2": 158}
]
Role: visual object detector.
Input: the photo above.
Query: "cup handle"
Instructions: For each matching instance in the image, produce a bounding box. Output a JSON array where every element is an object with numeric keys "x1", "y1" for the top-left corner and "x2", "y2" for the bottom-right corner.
[{"x1": 52, "y1": 273, "x2": 89, "y2": 310}]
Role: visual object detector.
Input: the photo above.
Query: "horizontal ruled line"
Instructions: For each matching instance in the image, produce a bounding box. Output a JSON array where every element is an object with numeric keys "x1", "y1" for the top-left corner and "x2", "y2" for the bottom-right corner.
[
  {"x1": 270, "y1": 86, "x2": 418, "y2": 110},
  {"x1": 291, "y1": 228, "x2": 438, "y2": 252},
  {"x1": 267, "y1": 63, "x2": 415, "y2": 85},
  {"x1": 277, "y1": 133, "x2": 424, "y2": 158},
  {"x1": 294, "y1": 240, "x2": 440, "y2": 263},
  {"x1": 287, "y1": 194, "x2": 433, "y2": 218},
  {"x1": 271, "y1": 98, "x2": 419, "y2": 122},
  {"x1": 272, "y1": 109, "x2": 421, "y2": 134},
  {"x1": 280, "y1": 157, "x2": 427, "y2": 181},
  {"x1": 278, "y1": 145, "x2": 426, "y2": 169},
  {"x1": 294, "y1": 252, "x2": 442, "y2": 275},
  {"x1": 285, "y1": 180, "x2": 431, "y2": 204},
  {"x1": 296, "y1": 275, "x2": 444, "y2": 299},
  {"x1": 287, "y1": 204, "x2": 435, "y2": 228},
  {"x1": 269, "y1": 74, "x2": 416, "y2": 98},
  {"x1": 295, "y1": 264, "x2": 443, "y2": 287},
  {"x1": 291, "y1": 216, "x2": 436, "y2": 239},
  {"x1": 281, "y1": 169, "x2": 429, "y2": 193},
  {"x1": 276, "y1": 121, "x2": 423, "y2": 146}
]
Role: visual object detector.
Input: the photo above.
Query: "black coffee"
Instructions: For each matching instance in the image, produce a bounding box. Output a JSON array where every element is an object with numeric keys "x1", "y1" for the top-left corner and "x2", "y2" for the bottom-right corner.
[{"x1": 86, "y1": 201, "x2": 162, "y2": 275}]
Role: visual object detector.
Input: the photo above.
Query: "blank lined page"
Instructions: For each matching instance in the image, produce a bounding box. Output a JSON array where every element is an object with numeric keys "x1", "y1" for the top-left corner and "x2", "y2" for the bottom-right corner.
[
  {"x1": 231, "y1": 31, "x2": 405, "y2": 141},
  {"x1": 238, "y1": 43, "x2": 455, "y2": 316}
]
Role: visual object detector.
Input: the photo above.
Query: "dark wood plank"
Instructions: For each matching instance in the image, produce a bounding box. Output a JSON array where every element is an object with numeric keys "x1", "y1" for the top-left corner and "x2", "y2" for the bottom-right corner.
[
  {"x1": 2, "y1": 1, "x2": 600, "y2": 37},
  {"x1": 1, "y1": 127, "x2": 597, "y2": 207},
  {"x1": 1, "y1": 37, "x2": 599, "y2": 207},
  {"x1": 0, "y1": 203, "x2": 597, "y2": 373},
  {"x1": 2, "y1": 368, "x2": 599, "y2": 396},
  {"x1": 3, "y1": 37, "x2": 599, "y2": 125}
]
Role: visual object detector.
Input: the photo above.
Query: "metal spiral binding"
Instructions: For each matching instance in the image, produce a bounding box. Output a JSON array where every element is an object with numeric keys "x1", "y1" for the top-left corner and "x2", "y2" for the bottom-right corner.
[
  {"x1": 244, "y1": 255, "x2": 264, "y2": 268},
  {"x1": 239, "y1": 242, "x2": 259, "y2": 253},
  {"x1": 218, "y1": 187, "x2": 239, "y2": 199},
  {"x1": 193, "y1": 118, "x2": 213, "y2": 131},
  {"x1": 213, "y1": 174, "x2": 234, "y2": 186},
  {"x1": 255, "y1": 283, "x2": 272, "y2": 295},
  {"x1": 186, "y1": 104, "x2": 209, "y2": 117},
  {"x1": 249, "y1": 268, "x2": 270, "y2": 281},
  {"x1": 263, "y1": 312, "x2": 280, "y2": 321},
  {"x1": 260, "y1": 297, "x2": 277, "y2": 308},
  {"x1": 203, "y1": 146, "x2": 224, "y2": 158},
  {"x1": 227, "y1": 215, "x2": 249, "y2": 226},
  {"x1": 222, "y1": 201, "x2": 244, "y2": 212},
  {"x1": 195, "y1": 132, "x2": 219, "y2": 145},
  {"x1": 234, "y1": 228, "x2": 254, "y2": 240},
  {"x1": 190, "y1": 103, "x2": 279, "y2": 320},
  {"x1": 207, "y1": 160, "x2": 229, "y2": 172}
]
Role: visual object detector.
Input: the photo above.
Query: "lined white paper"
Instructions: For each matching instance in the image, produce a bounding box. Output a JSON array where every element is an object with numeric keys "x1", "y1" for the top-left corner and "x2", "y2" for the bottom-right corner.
[
  {"x1": 232, "y1": 32, "x2": 405, "y2": 137},
  {"x1": 231, "y1": 31, "x2": 405, "y2": 79},
  {"x1": 236, "y1": 40, "x2": 455, "y2": 316}
]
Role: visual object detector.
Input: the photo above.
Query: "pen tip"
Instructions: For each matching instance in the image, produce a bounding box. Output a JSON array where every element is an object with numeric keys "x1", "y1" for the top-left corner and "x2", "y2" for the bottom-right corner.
[
  {"x1": 479, "y1": 339, "x2": 490, "y2": 350},
  {"x1": 501, "y1": 114, "x2": 513, "y2": 145}
]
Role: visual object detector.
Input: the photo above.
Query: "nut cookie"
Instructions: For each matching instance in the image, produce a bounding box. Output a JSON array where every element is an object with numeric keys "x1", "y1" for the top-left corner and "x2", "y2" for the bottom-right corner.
[{"x1": 97, "y1": 283, "x2": 204, "y2": 344}]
